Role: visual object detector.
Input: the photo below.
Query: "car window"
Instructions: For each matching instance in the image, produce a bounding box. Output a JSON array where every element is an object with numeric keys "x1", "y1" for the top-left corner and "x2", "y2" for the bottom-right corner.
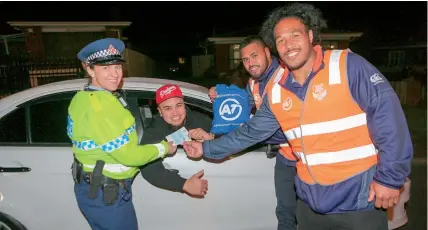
[
  {"x1": 135, "y1": 95, "x2": 213, "y2": 129},
  {"x1": 29, "y1": 97, "x2": 72, "y2": 144},
  {"x1": 136, "y1": 98, "x2": 157, "y2": 129},
  {"x1": 0, "y1": 107, "x2": 27, "y2": 143}
]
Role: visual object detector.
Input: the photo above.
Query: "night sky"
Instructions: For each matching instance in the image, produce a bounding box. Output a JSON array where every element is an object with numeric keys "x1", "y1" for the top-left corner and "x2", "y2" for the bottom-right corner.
[{"x1": 0, "y1": 1, "x2": 426, "y2": 62}]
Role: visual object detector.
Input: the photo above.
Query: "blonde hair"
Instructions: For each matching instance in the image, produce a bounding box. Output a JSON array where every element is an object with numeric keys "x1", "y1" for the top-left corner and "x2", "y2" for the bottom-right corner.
[{"x1": 81, "y1": 62, "x2": 93, "y2": 84}]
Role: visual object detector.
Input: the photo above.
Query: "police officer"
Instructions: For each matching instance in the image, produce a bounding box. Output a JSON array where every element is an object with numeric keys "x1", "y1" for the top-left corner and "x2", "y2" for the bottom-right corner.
[{"x1": 68, "y1": 38, "x2": 176, "y2": 230}]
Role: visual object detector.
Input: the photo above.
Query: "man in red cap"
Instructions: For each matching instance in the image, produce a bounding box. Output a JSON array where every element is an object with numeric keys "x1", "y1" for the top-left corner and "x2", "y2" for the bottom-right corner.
[{"x1": 139, "y1": 84, "x2": 214, "y2": 197}]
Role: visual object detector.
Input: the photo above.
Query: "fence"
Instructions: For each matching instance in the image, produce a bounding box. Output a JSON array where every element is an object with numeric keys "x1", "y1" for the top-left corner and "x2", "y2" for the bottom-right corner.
[
  {"x1": 0, "y1": 56, "x2": 83, "y2": 97},
  {"x1": 390, "y1": 78, "x2": 426, "y2": 107}
]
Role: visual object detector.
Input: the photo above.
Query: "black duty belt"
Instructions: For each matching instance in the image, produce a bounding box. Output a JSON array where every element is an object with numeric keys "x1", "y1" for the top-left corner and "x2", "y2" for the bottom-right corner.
[
  {"x1": 72, "y1": 159, "x2": 132, "y2": 205},
  {"x1": 82, "y1": 172, "x2": 127, "y2": 187}
]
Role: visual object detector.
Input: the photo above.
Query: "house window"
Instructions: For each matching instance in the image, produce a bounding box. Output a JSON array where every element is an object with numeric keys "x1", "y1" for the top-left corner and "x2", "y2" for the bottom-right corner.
[
  {"x1": 321, "y1": 40, "x2": 339, "y2": 49},
  {"x1": 388, "y1": 50, "x2": 405, "y2": 67},
  {"x1": 230, "y1": 44, "x2": 241, "y2": 69}
]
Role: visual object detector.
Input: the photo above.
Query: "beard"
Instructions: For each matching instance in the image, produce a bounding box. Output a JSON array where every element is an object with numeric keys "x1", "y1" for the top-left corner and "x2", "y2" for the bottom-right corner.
[
  {"x1": 287, "y1": 59, "x2": 307, "y2": 71},
  {"x1": 282, "y1": 51, "x2": 310, "y2": 71}
]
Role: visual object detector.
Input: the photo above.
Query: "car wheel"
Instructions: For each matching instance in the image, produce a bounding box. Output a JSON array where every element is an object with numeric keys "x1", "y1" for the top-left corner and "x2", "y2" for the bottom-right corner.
[{"x1": 0, "y1": 212, "x2": 27, "y2": 230}]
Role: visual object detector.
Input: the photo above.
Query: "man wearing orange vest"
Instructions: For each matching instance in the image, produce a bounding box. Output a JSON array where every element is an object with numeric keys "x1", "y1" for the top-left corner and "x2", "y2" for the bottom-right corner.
[
  {"x1": 184, "y1": 3, "x2": 413, "y2": 230},
  {"x1": 209, "y1": 35, "x2": 298, "y2": 230}
]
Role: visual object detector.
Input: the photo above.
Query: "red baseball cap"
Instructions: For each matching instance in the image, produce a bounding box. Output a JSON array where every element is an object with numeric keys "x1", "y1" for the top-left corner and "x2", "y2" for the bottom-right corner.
[{"x1": 156, "y1": 84, "x2": 184, "y2": 105}]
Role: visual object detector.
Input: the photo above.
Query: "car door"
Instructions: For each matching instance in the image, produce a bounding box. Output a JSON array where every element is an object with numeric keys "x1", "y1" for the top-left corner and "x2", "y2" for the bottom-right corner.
[
  {"x1": 128, "y1": 91, "x2": 277, "y2": 230},
  {"x1": 0, "y1": 91, "x2": 90, "y2": 230}
]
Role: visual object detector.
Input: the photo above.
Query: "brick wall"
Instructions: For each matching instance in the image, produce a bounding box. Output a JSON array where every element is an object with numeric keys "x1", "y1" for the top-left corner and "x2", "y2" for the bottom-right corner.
[
  {"x1": 42, "y1": 32, "x2": 105, "y2": 58},
  {"x1": 215, "y1": 44, "x2": 230, "y2": 73},
  {"x1": 16, "y1": 25, "x2": 125, "y2": 58},
  {"x1": 23, "y1": 26, "x2": 46, "y2": 57}
]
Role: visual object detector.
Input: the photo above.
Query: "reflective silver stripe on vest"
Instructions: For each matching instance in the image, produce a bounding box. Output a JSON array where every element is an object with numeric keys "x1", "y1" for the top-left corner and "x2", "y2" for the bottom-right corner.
[
  {"x1": 153, "y1": 143, "x2": 166, "y2": 158},
  {"x1": 83, "y1": 163, "x2": 132, "y2": 173},
  {"x1": 294, "y1": 144, "x2": 377, "y2": 166},
  {"x1": 283, "y1": 113, "x2": 367, "y2": 141},
  {"x1": 328, "y1": 50, "x2": 343, "y2": 85},
  {"x1": 271, "y1": 68, "x2": 285, "y2": 104}
]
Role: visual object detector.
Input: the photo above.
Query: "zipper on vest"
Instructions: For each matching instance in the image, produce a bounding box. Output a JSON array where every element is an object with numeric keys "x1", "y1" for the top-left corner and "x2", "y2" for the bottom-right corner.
[{"x1": 299, "y1": 80, "x2": 319, "y2": 185}]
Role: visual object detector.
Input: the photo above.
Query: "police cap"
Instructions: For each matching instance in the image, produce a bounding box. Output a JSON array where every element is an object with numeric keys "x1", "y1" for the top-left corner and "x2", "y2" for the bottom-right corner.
[{"x1": 77, "y1": 38, "x2": 126, "y2": 65}]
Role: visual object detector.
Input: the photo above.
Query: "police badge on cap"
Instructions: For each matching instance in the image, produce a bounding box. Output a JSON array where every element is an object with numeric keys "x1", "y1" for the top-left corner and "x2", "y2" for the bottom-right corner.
[{"x1": 77, "y1": 38, "x2": 126, "y2": 65}]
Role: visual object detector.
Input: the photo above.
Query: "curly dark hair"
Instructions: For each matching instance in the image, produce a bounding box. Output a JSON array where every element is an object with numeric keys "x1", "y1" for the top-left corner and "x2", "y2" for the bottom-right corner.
[{"x1": 260, "y1": 3, "x2": 328, "y2": 53}]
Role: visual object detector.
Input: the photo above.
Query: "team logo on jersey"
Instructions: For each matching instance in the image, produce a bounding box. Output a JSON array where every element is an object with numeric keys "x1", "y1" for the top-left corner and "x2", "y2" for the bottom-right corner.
[
  {"x1": 282, "y1": 97, "x2": 292, "y2": 111},
  {"x1": 253, "y1": 94, "x2": 261, "y2": 106},
  {"x1": 312, "y1": 84, "x2": 327, "y2": 101}
]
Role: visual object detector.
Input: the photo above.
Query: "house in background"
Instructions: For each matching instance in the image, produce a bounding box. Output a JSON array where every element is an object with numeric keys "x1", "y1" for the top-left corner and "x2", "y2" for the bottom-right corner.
[
  {"x1": 6, "y1": 21, "x2": 131, "y2": 58},
  {"x1": 0, "y1": 33, "x2": 27, "y2": 56},
  {"x1": 192, "y1": 30, "x2": 363, "y2": 78},
  {"x1": 370, "y1": 42, "x2": 427, "y2": 82},
  {"x1": 0, "y1": 21, "x2": 156, "y2": 89},
  {"x1": 370, "y1": 42, "x2": 427, "y2": 106}
]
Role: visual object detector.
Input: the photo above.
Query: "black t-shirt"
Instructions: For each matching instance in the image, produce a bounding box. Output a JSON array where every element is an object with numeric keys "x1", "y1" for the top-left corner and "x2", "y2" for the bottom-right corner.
[{"x1": 139, "y1": 109, "x2": 212, "y2": 193}]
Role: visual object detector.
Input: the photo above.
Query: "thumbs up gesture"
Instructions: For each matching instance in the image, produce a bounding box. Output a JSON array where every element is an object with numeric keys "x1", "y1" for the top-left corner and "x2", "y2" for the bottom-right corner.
[{"x1": 183, "y1": 170, "x2": 208, "y2": 197}]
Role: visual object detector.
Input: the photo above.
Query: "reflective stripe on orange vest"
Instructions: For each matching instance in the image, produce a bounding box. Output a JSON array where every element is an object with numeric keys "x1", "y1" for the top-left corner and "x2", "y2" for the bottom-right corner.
[
  {"x1": 248, "y1": 67, "x2": 297, "y2": 161},
  {"x1": 269, "y1": 49, "x2": 377, "y2": 185}
]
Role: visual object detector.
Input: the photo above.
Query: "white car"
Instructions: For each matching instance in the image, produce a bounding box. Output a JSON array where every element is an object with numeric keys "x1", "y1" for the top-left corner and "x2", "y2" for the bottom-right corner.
[{"x1": 0, "y1": 77, "x2": 277, "y2": 230}]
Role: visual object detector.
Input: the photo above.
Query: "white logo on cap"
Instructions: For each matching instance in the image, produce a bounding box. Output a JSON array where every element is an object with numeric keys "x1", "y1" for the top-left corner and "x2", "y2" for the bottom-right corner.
[
  {"x1": 219, "y1": 98, "x2": 242, "y2": 121},
  {"x1": 160, "y1": 86, "x2": 177, "y2": 98},
  {"x1": 108, "y1": 44, "x2": 118, "y2": 54}
]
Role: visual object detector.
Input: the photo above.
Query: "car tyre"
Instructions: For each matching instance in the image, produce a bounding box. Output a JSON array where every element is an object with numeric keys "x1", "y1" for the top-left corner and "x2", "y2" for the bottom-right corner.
[{"x1": 0, "y1": 212, "x2": 27, "y2": 230}]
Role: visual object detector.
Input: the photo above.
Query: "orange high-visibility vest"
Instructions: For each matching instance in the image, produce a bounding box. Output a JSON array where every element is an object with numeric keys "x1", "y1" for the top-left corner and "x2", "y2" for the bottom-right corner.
[
  {"x1": 268, "y1": 49, "x2": 377, "y2": 185},
  {"x1": 248, "y1": 66, "x2": 297, "y2": 161}
]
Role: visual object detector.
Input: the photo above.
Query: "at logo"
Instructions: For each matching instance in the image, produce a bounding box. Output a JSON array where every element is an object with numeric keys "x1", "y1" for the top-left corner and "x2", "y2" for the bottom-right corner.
[{"x1": 219, "y1": 98, "x2": 242, "y2": 121}]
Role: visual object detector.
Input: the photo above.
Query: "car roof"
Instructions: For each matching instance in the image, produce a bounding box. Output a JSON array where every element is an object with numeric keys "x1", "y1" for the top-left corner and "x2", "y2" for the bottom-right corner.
[{"x1": 0, "y1": 77, "x2": 210, "y2": 117}]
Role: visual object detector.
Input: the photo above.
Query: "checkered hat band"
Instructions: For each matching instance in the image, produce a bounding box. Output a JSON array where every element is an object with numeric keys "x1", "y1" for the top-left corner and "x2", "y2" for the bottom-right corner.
[{"x1": 86, "y1": 48, "x2": 121, "y2": 62}]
